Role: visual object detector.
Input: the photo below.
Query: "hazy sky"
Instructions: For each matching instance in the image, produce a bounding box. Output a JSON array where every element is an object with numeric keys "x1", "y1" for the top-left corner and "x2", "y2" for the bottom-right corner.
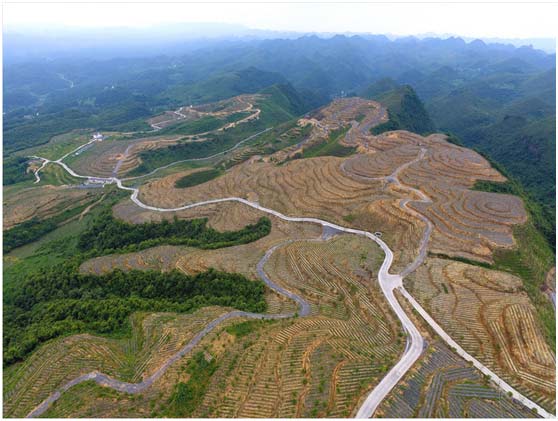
[{"x1": 3, "y1": 1, "x2": 557, "y2": 39}]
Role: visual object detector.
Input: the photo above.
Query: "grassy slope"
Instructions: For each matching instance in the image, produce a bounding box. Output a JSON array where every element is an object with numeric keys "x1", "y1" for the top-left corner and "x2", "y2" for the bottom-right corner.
[
  {"x1": 174, "y1": 168, "x2": 223, "y2": 188},
  {"x1": 301, "y1": 126, "x2": 355, "y2": 158}
]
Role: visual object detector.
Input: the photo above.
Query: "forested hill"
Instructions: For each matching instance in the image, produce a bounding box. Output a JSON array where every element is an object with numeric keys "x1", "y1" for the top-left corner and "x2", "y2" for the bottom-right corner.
[{"x1": 363, "y1": 80, "x2": 435, "y2": 135}]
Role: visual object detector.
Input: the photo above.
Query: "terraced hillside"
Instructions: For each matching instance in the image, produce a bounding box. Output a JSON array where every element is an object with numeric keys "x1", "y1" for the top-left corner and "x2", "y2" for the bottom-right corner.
[
  {"x1": 132, "y1": 99, "x2": 552, "y2": 414},
  {"x1": 3, "y1": 95, "x2": 554, "y2": 419},
  {"x1": 270, "y1": 97, "x2": 387, "y2": 162},
  {"x1": 3, "y1": 307, "x2": 232, "y2": 418},
  {"x1": 66, "y1": 134, "x2": 183, "y2": 178},
  {"x1": 4, "y1": 220, "x2": 404, "y2": 417},
  {"x1": 137, "y1": 132, "x2": 524, "y2": 272},
  {"x1": 3, "y1": 184, "x2": 102, "y2": 230},
  {"x1": 375, "y1": 340, "x2": 537, "y2": 418},
  {"x1": 405, "y1": 258, "x2": 556, "y2": 409}
]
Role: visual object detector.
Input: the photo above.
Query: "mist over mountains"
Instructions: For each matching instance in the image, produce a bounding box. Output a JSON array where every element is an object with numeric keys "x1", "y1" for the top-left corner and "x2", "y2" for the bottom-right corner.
[{"x1": 4, "y1": 23, "x2": 555, "y2": 64}]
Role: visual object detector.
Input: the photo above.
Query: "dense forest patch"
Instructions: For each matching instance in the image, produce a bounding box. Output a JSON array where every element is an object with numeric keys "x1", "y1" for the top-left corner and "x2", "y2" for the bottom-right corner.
[
  {"x1": 3, "y1": 156, "x2": 33, "y2": 185},
  {"x1": 4, "y1": 267, "x2": 266, "y2": 365},
  {"x1": 78, "y1": 209, "x2": 271, "y2": 255}
]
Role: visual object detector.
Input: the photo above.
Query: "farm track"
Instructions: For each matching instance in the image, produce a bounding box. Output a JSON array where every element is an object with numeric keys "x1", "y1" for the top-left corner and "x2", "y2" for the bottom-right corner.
[{"x1": 25, "y1": 133, "x2": 554, "y2": 418}]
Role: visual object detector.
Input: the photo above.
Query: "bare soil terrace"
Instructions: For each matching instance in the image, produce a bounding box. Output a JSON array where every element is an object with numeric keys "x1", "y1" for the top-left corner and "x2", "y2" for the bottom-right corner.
[{"x1": 405, "y1": 257, "x2": 556, "y2": 409}]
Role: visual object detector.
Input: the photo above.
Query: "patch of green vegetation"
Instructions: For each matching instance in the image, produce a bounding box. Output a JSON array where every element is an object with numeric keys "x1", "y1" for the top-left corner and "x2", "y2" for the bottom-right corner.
[
  {"x1": 342, "y1": 214, "x2": 356, "y2": 223},
  {"x1": 224, "y1": 111, "x2": 251, "y2": 124},
  {"x1": 161, "y1": 67, "x2": 288, "y2": 106},
  {"x1": 3, "y1": 156, "x2": 33, "y2": 185},
  {"x1": 428, "y1": 252, "x2": 491, "y2": 269},
  {"x1": 37, "y1": 164, "x2": 83, "y2": 186},
  {"x1": 164, "y1": 352, "x2": 218, "y2": 417},
  {"x1": 259, "y1": 121, "x2": 313, "y2": 154},
  {"x1": 443, "y1": 132, "x2": 465, "y2": 146},
  {"x1": 4, "y1": 218, "x2": 58, "y2": 255},
  {"x1": 225, "y1": 319, "x2": 274, "y2": 338},
  {"x1": 3, "y1": 194, "x2": 103, "y2": 254},
  {"x1": 364, "y1": 82, "x2": 435, "y2": 135},
  {"x1": 370, "y1": 111, "x2": 400, "y2": 135},
  {"x1": 355, "y1": 114, "x2": 366, "y2": 123},
  {"x1": 157, "y1": 116, "x2": 222, "y2": 136},
  {"x1": 473, "y1": 180, "x2": 515, "y2": 195},
  {"x1": 301, "y1": 126, "x2": 355, "y2": 158},
  {"x1": 77, "y1": 209, "x2": 271, "y2": 255},
  {"x1": 174, "y1": 168, "x2": 223, "y2": 189}
]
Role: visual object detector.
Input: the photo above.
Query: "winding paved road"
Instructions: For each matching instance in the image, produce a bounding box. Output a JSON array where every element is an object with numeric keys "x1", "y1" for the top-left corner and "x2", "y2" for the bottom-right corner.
[
  {"x1": 25, "y1": 139, "x2": 554, "y2": 419},
  {"x1": 27, "y1": 240, "x2": 305, "y2": 418}
]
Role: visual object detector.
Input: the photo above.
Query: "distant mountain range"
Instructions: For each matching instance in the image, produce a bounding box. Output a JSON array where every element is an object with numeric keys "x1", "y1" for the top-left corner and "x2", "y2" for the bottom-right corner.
[{"x1": 3, "y1": 23, "x2": 555, "y2": 63}]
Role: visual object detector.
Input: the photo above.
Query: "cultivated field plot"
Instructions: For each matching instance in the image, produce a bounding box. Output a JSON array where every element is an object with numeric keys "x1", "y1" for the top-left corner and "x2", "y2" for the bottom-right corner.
[
  {"x1": 375, "y1": 340, "x2": 537, "y2": 418},
  {"x1": 2, "y1": 306, "x2": 230, "y2": 418},
  {"x1": 80, "y1": 245, "x2": 184, "y2": 274},
  {"x1": 343, "y1": 130, "x2": 526, "y2": 263},
  {"x1": 16, "y1": 130, "x2": 93, "y2": 161},
  {"x1": 405, "y1": 257, "x2": 556, "y2": 411},
  {"x1": 3, "y1": 185, "x2": 102, "y2": 229},
  {"x1": 66, "y1": 135, "x2": 182, "y2": 178}
]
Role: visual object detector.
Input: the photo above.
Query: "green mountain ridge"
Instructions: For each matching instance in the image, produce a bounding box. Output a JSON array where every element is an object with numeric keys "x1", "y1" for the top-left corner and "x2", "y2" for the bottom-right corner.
[{"x1": 363, "y1": 80, "x2": 436, "y2": 135}]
